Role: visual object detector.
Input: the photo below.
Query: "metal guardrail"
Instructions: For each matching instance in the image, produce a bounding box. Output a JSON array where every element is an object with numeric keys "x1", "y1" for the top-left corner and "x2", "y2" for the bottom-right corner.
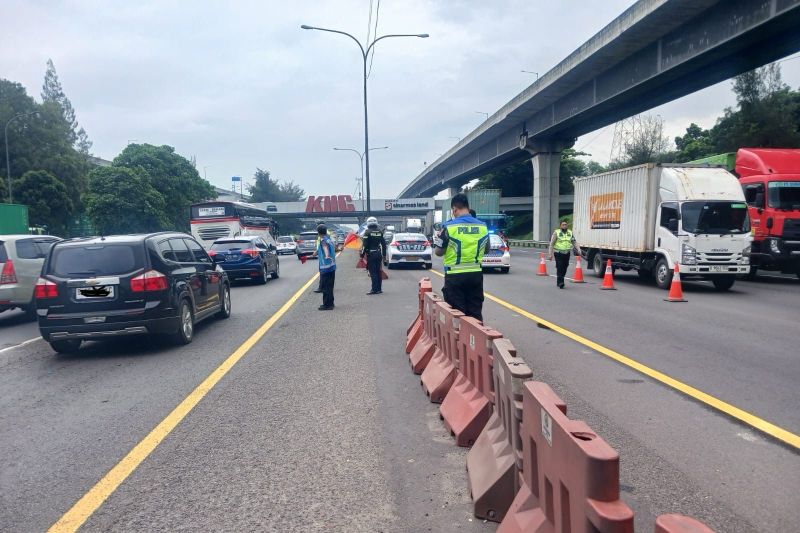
[{"x1": 508, "y1": 239, "x2": 548, "y2": 248}]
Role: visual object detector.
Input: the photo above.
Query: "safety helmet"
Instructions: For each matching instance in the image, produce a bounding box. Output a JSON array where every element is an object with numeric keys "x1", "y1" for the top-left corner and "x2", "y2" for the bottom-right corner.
[{"x1": 366, "y1": 216, "x2": 378, "y2": 226}]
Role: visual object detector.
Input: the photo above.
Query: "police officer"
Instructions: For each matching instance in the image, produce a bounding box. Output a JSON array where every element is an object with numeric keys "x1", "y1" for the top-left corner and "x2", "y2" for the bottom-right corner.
[
  {"x1": 361, "y1": 216, "x2": 387, "y2": 295},
  {"x1": 548, "y1": 220, "x2": 581, "y2": 289},
  {"x1": 434, "y1": 193, "x2": 490, "y2": 321}
]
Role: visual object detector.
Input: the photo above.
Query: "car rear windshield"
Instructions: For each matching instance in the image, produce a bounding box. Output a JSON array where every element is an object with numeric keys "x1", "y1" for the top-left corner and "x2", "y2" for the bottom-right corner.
[
  {"x1": 15, "y1": 238, "x2": 58, "y2": 259},
  {"x1": 298, "y1": 234, "x2": 317, "y2": 241},
  {"x1": 211, "y1": 241, "x2": 253, "y2": 251},
  {"x1": 49, "y1": 243, "x2": 145, "y2": 277},
  {"x1": 489, "y1": 234, "x2": 504, "y2": 248},
  {"x1": 277, "y1": 236, "x2": 293, "y2": 243}
]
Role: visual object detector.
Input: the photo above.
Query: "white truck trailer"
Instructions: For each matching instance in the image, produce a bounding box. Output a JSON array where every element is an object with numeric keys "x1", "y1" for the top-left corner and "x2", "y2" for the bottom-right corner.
[{"x1": 573, "y1": 163, "x2": 751, "y2": 291}]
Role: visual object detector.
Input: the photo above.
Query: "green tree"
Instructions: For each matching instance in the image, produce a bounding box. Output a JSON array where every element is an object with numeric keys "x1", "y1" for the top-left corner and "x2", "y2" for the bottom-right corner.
[
  {"x1": 0, "y1": 78, "x2": 88, "y2": 211},
  {"x1": 247, "y1": 168, "x2": 305, "y2": 202},
  {"x1": 13, "y1": 170, "x2": 73, "y2": 235},
  {"x1": 622, "y1": 115, "x2": 671, "y2": 165},
  {"x1": 85, "y1": 166, "x2": 167, "y2": 234},
  {"x1": 674, "y1": 123, "x2": 714, "y2": 162},
  {"x1": 41, "y1": 59, "x2": 89, "y2": 150},
  {"x1": 113, "y1": 143, "x2": 215, "y2": 231}
]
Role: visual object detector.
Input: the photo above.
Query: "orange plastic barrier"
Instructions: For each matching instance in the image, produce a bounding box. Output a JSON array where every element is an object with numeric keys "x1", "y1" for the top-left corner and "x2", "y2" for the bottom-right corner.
[
  {"x1": 406, "y1": 278, "x2": 432, "y2": 353},
  {"x1": 440, "y1": 317, "x2": 503, "y2": 446},
  {"x1": 499, "y1": 381, "x2": 634, "y2": 533},
  {"x1": 655, "y1": 514, "x2": 715, "y2": 533},
  {"x1": 420, "y1": 301, "x2": 464, "y2": 403},
  {"x1": 467, "y1": 338, "x2": 533, "y2": 522},
  {"x1": 409, "y1": 292, "x2": 442, "y2": 374}
]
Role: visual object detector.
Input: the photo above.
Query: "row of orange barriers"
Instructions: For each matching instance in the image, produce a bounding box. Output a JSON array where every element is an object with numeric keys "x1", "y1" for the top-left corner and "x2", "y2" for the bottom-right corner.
[{"x1": 405, "y1": 278, "x2": 715, "y2": 532}]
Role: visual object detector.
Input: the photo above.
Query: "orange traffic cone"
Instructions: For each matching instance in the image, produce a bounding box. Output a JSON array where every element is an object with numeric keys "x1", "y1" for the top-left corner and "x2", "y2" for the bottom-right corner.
[
  {"x1": 600, "y1": 259, "x2": 616, "y2": 290},
  {"x1": 571, "y1": 256, "x2": 586, "y2": 283},
  {"x1": 537, "y1": 252, "x2": 548, "y2": 276},
  {"x1": 664, "y1": 264, "x2": 687, "y2": 302}
]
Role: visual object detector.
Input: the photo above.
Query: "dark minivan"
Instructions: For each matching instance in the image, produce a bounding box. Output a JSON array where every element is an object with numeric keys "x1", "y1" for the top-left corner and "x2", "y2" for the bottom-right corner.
[{"x1": 36, "y1": 233, "x2": 231, "y2": 353}]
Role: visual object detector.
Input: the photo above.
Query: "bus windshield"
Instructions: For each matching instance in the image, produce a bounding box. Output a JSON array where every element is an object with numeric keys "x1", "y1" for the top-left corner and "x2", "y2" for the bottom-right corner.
[
  {"x1": 768, "y1": 181, "x2": 800, "y2": 210},
  {"x1": 681, "y1": 201, "x2": 750, "y2": 235}
]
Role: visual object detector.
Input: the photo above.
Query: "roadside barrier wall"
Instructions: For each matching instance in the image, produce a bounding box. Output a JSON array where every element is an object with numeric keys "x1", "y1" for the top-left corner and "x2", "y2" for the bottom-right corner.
[
  {"x1": 403, "y1": 281, "x2": 716, "y2": 532},
  {"x1": 420, "y1": 301, "x2": 463, "y2": 403}
]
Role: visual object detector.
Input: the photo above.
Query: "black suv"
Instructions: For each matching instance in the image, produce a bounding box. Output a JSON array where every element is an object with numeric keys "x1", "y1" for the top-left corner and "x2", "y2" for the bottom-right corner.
[{"x1": 36, "y1": 233, "x2": 231, "y2": 353}]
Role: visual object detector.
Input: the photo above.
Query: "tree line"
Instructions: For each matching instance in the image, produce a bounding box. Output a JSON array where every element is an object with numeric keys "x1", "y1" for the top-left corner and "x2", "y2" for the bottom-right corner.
[{"x1": 1, "y1": 61, "x2": 304, "y2": 236}]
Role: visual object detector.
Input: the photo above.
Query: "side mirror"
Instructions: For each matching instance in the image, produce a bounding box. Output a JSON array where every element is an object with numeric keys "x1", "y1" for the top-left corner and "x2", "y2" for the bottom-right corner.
[
  {"x1": 754, "y1": 192, "x2": 765, "y2": 208},
  {"x1": 668, "y1": 218, "x2": 678, "y2": 233},
  {"x1": 766, "y1": 217, "x2": 774, "y2": 229}
]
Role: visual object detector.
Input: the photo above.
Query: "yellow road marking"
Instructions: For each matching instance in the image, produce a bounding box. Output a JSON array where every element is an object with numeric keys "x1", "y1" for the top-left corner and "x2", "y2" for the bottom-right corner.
[
  {"x1": 428, "y1": 269, "x2": 800, "y2": 449},
  {"x1": 48, "y1": 272, "x2": 321, "y2": 533}
]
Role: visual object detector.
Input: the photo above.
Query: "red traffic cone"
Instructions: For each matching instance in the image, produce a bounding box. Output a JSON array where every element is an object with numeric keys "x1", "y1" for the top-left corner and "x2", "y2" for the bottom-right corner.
[
  {"x1": 664, "y1": 263, "x2": 687, "y2": 302},
  {"x1": 600, "y1": 259, "x2": 616, "y2": 290},
  {"x1": 537, "y1": 252, "x2": 548, "y2": 276},
  {"x1": 571, "y1": 255, "x2": 586, "y2": 283}
]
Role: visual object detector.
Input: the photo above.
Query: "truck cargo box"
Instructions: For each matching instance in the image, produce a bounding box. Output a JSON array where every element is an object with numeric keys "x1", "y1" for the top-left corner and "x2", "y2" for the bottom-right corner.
[{"x1": 573, "y1": 164, "x2": 659, "y2": 252}]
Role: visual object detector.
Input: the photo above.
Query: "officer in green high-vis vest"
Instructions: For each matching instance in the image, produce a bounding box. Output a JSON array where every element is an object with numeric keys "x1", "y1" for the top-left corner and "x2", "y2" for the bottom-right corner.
[
  {"x1": 433, "y1": 193, "x2": 490, "y2": 321},
  {"x1": 548, "y1": 220, "x2": 582, "y2": 289}
]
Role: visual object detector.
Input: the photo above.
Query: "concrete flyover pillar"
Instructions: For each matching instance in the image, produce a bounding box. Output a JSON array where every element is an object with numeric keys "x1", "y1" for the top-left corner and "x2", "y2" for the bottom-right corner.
[
  {"x1": 519, "y1": 137, "x2": 575, "y2": 242},
  {"x1": 446, "y1": 186, "x2": 460, "y2": 199}
]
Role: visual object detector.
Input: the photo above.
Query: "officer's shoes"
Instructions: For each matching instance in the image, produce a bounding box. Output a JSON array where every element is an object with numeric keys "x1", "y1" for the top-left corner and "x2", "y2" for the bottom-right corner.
[
  {"x1": 366, "y1": 291, "x2": 383, "y2": 295},
  {"x1": 313, "y1": 289, "x2": 322, "y2": 293},
  {"x1": 318, "y1": 305, "x2": 334, "y2": 311}
]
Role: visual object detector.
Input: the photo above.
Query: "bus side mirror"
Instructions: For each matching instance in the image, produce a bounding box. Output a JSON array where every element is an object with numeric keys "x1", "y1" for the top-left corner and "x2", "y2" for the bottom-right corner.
[
  {"x1": 668, "y1": 219, "x2": 678, "y2": 233},
  {"x1": 754, "y1": 192, "x2": 765, "y2": 209},
  {"x1": 766, "y1": 217, "x2": 774, "y2": 229}
]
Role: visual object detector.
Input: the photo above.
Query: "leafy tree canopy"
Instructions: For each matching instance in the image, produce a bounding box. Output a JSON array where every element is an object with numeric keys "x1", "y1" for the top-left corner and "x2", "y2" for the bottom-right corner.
[
  {"x1": 113, "y1": 143, "x2": 215, "y2": 231},
  {"x1": 247, "y1": 168, "x2": 305, "y2": 202},
  {"x1": 85, "y1": 166, "x2": 167, "y2": 234},
  {"x1": 13, "y1": 170, "x2": 74, "y2": 235}
]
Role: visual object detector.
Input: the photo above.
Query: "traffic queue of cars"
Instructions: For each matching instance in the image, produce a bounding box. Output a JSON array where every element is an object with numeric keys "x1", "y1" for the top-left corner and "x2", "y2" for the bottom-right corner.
[{"x1": 12, "y1": 230, "x2": 296, "y2": 355}]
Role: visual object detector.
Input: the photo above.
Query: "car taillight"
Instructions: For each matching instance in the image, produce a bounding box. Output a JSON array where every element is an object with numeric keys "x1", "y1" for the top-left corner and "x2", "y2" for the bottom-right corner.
[
  {"x1": 34, "y1": 277, "x2": 58, "y2": 299},
  {"x1": 242, "y1": 248, "x2": 260, "y2": 258},
  {"x1": 0, "y1": 260, "x2": 17, "y2": 285},
  {"x1": 131, "y1": 270, "x2": 168, "y2": 292},
  {"x1": 296, "y1": 240, "x2": 303, "y2": 244},
  {"x1": 500, "y1": 245, "x2": 509, "y2": 252},
  {"x1": 208, "y1": 250, "x2": 217, "y2": 257},
  {"x1": 422, "y1": 241, "x2": 430, "y2": 247},
  {"x1": 390, "y1": 241, "x2": 399, "y2": 247}
]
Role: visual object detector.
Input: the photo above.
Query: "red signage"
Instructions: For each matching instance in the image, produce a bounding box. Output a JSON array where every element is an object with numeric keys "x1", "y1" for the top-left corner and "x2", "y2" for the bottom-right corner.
[{"x1": 305, "y1": 195, "x2": 356, "y2": 213}]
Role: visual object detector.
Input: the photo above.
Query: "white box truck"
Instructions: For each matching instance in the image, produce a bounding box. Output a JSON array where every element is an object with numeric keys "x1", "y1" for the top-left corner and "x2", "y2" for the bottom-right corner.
[{"x1": 573, "y1": 163, "x2": 751, "y2": 291}]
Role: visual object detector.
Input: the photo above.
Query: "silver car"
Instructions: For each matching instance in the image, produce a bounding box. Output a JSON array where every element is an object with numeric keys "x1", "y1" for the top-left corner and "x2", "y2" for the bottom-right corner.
[
  {"x1": 295, "y1": 231, "x2": 318, "y2": 259},
  {"x1": 0, "y1": 235, "x2": 61, "y2": 315}
]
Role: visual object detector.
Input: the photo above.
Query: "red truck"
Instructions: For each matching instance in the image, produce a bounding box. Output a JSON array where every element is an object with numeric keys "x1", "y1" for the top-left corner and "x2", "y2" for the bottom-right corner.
[{"x1": 693, "y1": 149, "x2": 800, "y2": 279}]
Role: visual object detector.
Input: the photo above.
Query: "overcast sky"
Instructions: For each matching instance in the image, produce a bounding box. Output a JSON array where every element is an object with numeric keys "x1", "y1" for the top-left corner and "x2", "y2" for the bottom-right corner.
[{"x1": 3, "y1": 0, "x2": 799, "y2": 200}]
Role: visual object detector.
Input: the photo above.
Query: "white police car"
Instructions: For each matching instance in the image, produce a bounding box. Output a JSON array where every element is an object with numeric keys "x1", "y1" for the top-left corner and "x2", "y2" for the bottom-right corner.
[{"x1": 481, "y1": 233, "x2": 510, "y2": 273}]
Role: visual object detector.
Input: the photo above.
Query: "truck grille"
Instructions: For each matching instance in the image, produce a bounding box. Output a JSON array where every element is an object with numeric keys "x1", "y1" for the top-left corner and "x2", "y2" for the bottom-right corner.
[
  {"x1": 198, "y1": 226, "x2": 231, "y2": 241},
  {"x1": 697, "y1": 252, "x2": 739, "y2": 265}
]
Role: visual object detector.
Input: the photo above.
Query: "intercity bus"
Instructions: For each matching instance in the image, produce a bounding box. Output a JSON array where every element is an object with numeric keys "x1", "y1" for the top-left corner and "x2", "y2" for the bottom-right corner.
[{"x1": 190, "y1": 201, "x2": 278, "y2": 249}]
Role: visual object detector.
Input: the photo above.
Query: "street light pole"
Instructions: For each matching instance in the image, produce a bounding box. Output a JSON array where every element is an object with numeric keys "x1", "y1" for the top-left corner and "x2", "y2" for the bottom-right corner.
[
  {"x1": 301, "y1": 25, "x2": 428, "y2": 216},
  {"x1": 4, "y1": 111, "x2": 38, "y2": 204},
  {"x1": 333, "y1": 146, "x2": 388, "y2": 213}
]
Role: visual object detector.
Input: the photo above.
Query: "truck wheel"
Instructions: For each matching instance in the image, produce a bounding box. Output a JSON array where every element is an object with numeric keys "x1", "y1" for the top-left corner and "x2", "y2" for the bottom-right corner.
[
  {"x1": 654, "y1": 258, "x2": 673, "y2": 290},
  {"x1": 712, "y1": 276, "x2": 736, "y2": 291},
  {"x1": 592, "y1": 253, "x2": 605, "y2": 279}
]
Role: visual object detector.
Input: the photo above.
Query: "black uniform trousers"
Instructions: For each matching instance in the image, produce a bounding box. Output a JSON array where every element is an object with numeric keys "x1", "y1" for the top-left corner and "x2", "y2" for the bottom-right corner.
[
  {"x1": 554, "y1": 251, "x2": 570, "y2": 286},
  {"x1": 319, "y1": 270, "x2": 335, "y2": 308},
  {"x1": 367, "y1": 251, "x2": 382, "y2": 293},
  {"x1": 442, "y1": 271, "x2": 484, "y2": 322}
]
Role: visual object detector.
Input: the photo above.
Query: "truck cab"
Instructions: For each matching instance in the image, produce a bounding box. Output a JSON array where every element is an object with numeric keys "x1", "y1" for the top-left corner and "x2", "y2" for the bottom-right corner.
[{"x1": 736, "y1": 149, "x2": 800, "y2": 278}]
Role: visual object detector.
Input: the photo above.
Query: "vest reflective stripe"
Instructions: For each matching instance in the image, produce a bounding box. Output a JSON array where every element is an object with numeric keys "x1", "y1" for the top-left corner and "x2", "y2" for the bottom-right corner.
[
  {"x1": 553, "y1": 229, "x2": 573, "y2": 251},
  {"x1": 444, "y1": 222, "x2": 488, "y2": 274}
]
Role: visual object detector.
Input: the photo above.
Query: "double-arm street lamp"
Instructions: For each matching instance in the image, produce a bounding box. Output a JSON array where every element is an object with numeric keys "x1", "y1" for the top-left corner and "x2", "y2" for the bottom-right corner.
[
  {"x1": 4, "y1": 111, "x2": 39, "y2": 204},
  {"x1": 333, "y1": 146, "x2": 388, "y2": 212},
  {"x1": 301, "y1": 24, "x2": 428, "y2": 216}
]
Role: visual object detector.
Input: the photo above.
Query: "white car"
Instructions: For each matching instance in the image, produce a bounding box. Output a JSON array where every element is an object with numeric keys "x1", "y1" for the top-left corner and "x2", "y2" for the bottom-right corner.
[
  {"x1": 481, "y1": 233, "x2": 510, "y2": 273},
  {"x1": 275, "y1": 235, "x2": 297, "y2": 255},
  {"x1": 385, "y1": 232, "x2": 432, "y2": 269},
  {"x1": 1, "y1": 235, "x2": 61, "y2": 315}
]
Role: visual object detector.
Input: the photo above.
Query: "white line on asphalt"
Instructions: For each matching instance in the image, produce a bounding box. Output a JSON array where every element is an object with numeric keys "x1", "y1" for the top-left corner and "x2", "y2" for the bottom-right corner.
[{"x1": 0, "y1": 337, "x2": 42, "y2": 354}]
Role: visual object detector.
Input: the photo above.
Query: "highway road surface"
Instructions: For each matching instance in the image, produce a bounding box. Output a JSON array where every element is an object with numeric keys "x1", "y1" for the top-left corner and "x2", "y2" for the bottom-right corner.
[{"x1": 1, "y1": 249, "x2": 797, "y2": 532}]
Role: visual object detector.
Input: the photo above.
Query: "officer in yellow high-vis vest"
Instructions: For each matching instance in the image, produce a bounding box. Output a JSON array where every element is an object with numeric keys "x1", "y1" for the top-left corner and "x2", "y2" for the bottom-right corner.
[
  {"x1": 433, "y1": 193, "x2": 490, "y2": 321},
  {"x1": 548, "y1": 220, "x2": 582, "y2": 289}
]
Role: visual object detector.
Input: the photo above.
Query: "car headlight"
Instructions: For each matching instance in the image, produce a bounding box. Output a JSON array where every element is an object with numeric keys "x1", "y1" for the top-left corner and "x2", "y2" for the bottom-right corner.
[
  {"x1": 742, "y1": 245, "x2": 751, "y2": 257},
  {"x1": 681, "y1": 243, "x2": 697, "y2": 265},
  {"x1": 769, "y1": 238, "x2": 781, "y2": 254}
]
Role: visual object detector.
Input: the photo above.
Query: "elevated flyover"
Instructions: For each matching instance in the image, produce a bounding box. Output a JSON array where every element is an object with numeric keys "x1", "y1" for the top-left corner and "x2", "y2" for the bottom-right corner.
[{"x1": 399, "y1": 0, "x2": 800, "y2": 239}]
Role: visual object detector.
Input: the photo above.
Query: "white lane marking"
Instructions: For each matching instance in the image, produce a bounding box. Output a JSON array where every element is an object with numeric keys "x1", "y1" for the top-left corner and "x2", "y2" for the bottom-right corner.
[{"x1": 0, "y1": 336, "x2": 43, "y2": 354}]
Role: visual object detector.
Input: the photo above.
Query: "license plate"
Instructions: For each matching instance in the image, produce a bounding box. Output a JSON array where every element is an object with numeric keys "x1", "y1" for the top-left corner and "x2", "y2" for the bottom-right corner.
[
  {"x1": 709, "y1": 265, "x2": 729, "y2": 272},
  {"x1": 404, "y1": 256, "x2": 419, "y2": 261},
  {"x1": 76, "y1": 285, "x2": 115, "y2": 299}
]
